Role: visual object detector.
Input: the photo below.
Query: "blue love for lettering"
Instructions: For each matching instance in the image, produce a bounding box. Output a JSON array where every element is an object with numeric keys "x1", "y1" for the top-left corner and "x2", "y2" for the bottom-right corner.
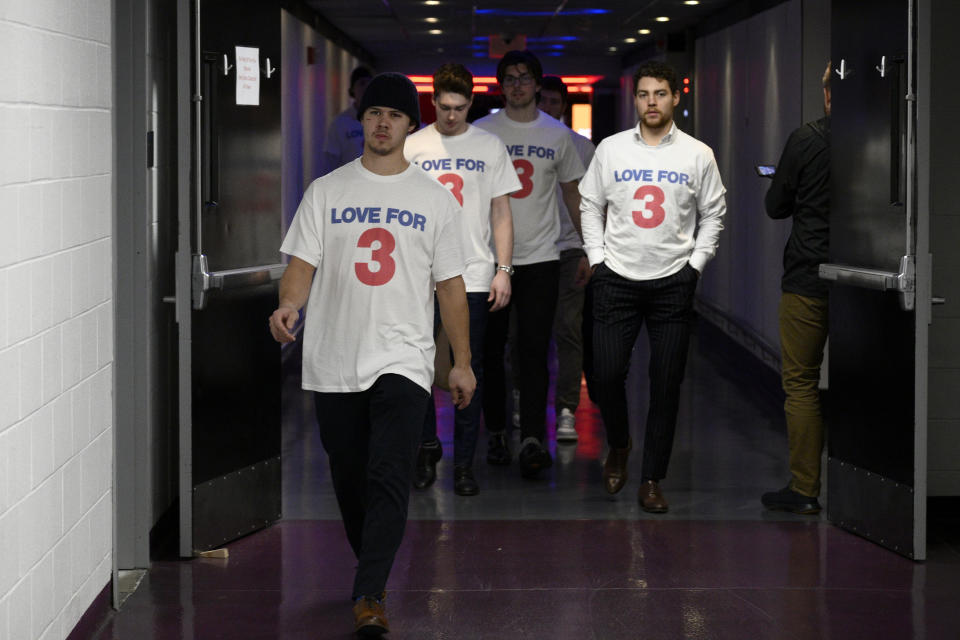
[
  {"x1": 330, "y1": 206, "x2": 382, "y2": 224},
  {"x1": 420, "y1": 158, "x2": 453, "y2": 172},
  {"x1": 613, "y1": 169, "x2": 690, "y2": 184}
]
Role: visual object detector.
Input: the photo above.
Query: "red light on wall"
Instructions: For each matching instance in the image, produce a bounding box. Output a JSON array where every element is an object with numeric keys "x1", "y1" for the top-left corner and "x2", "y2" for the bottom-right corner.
[
  {"x1": 683, "y1": 87, "x2": 689, "y2": 94},
  {"x1": 683, "y1": 77, "x2": 690, "y2": 84}
]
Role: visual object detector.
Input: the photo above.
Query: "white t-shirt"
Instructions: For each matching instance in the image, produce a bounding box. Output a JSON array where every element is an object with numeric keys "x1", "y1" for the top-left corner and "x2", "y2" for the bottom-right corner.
[
  {"x1": 556, "y1": 130, "x2": 596, "y2": 252},
  {"x1": 280, "y1": 158, "x2": 464, "y2": 393},
  {"x1": 323, "y1": 105, "x2": 364, "y2": 173},
  {"x1": 474, "y1": 110, "x2": 585, "y2": 265},
  {"x1": 404, "y1": 124, "x2": 521, "y2": 292},
  {"x1": 580, "y1": 122, "x2": 726, "y2": 280}
]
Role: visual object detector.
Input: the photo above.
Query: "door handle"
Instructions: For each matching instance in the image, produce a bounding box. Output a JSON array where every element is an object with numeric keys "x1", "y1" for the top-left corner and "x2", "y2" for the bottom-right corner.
[
  {"x1": 819, "y1": 255, "x2": 915, "y2": 311},
  {"x1": 192, "y1": 254, "x2": 285, "y2": 310}
]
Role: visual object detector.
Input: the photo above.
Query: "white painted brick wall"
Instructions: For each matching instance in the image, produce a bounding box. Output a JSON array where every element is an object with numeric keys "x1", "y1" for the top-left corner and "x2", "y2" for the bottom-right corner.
[{"x1": 0, "y1": 1, "x2": 114, "y2": 638}]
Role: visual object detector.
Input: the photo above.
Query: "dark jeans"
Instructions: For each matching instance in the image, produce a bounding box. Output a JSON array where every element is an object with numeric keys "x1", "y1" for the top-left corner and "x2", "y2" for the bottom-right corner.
[
  {"x1": 313, "y1": 374, "x2": 429, "y2": 599},
  {"x1": 483, "y1": 260, "x2": 559, "y2": 442},
  {"x1": 421, "y1": 292, "x2": 489, "y2": 468},
  {"x1": 590, "y1": 262, "x2": 698, "y2": 481}
]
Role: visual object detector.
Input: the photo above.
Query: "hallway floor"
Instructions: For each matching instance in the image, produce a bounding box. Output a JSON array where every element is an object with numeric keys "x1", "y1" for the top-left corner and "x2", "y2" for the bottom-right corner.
[{"x1": 95, "y1": 327, "x2": 960, "y2": 639}]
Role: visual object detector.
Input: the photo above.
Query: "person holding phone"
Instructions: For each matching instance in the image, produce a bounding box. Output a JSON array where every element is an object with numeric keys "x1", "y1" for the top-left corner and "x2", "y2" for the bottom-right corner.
[{"x1": 761, "y1": 62, "x2": 832, "y2": 515}]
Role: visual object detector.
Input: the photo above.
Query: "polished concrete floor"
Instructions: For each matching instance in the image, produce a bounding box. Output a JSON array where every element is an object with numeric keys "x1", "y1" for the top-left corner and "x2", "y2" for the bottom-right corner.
[{"x1": 94, "y1": 326, "x2": 960, "y2": 639}]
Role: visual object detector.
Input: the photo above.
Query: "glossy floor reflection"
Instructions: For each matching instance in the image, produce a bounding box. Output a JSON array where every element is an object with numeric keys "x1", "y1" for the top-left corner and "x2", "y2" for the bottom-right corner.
[{"x1": 95, "y1": 325, "x2": 960, "y2": 639}]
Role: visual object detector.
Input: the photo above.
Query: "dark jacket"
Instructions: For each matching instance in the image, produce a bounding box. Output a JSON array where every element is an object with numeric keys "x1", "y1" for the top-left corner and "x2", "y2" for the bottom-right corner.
[{"x1": 765, "y1": 116, "x2": 830, "y2": 298}]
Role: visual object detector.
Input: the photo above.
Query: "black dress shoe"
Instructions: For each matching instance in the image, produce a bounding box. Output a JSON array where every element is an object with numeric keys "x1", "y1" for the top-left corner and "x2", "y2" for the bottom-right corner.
[
  {"x1": 453, "y1": 466, "x2": 479, "y2": 496},
  {"x1": 413, "y1": 441, "x2": 442, "y2": 489},
  {"x1": 486, "y1": 431, "x2": 511, "y2": 465},
  {"x1": 602, "y1": 437, "x2": 632, "y2": 494},
  {"x1": 519, "y1": 439, "x2": 552, "y2": 479},
  {"x1": 761, "y1": 486, "x2": 821, "y2": 514}
]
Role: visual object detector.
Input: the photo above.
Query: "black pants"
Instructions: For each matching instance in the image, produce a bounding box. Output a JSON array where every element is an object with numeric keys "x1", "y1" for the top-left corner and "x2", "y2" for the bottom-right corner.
[
  {"x1": 483, "y1": 260, "x2": 559, "y2": 442},
  {"x1": 590, "y1": 262, "x2": 698, "y2": 481},
  {"x1": 313, "y1": 374, "x2": 429, "y2": 599}
]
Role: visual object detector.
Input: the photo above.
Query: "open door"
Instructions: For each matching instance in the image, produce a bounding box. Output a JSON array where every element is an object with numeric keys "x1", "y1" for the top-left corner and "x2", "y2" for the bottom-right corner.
[
  {"x1": 175, "y1": 0, "x2": 284, "y2": 556},
  {"x1": 820, "y1": 0, "x2": 927, "y2": 559}
]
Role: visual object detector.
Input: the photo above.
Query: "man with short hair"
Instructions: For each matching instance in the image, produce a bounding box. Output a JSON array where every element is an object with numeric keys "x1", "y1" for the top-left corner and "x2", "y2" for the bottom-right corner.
[
  {"x1": 270, "y1": 72, "x2": 475, "y2": 636},
  {"x1": 580, "y1": 61, "x2": 726, "y2": 513},
  {"x1": 474, "y1": 50, "x2": 586, "y2": 479},
  {"x1": 538, "y1": 75, "x2": 594, "y2": 443},
  {"x1": 404, "y1": 63, "x2": 520, "y2": 496},
  {"x1": 322, "y1": 66, "x2": 373, "y2": 174},
  {"x1": 761, "y1": 62, "x2": 832, "y2": 515}
]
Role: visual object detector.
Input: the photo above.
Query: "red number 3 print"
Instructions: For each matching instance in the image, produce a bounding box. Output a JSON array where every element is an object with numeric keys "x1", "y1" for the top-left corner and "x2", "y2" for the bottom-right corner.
[
  {"x1": 438, "y1": 173, "x2": 464, "y2": 206},
  {"x1": 511, "y1": 159, "x2": 534, "y2": 199},
  {"x1": 632, "y1": 185, "x2": 666, "y2": 228},
  {"x1": 354, "y1": 228, "x2": 396, "y2": 286}
]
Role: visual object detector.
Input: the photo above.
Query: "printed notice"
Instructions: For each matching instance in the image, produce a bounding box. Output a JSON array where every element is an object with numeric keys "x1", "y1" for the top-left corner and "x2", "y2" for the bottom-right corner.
[{"x1": 235, "y1": 46, "x2": 260, "y2": 106}]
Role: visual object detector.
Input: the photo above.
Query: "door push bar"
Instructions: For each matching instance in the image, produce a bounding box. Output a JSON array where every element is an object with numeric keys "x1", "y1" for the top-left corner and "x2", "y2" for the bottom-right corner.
[
  {"x1": 819, "y1": 255, "x2": 915, "y2": 311},
  {"x1": 192, "y1": 254, "x2": 285, "y2": 310}
]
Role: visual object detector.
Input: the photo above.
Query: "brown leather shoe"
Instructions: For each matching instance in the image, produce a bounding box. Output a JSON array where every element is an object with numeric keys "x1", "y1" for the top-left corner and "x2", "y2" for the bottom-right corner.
[
  {"x1": 639, "y1": 480, "x2": 669, "y2": 513},
  {"x1": 353, "y1": 594, "x2": 389, "y2": 637},
  {"x1": 602, "y1": 438, "x2": 632, "y2": 494}
]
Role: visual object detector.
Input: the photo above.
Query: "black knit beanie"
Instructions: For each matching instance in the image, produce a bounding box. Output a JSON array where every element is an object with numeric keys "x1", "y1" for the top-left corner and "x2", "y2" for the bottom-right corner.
[{"x1": 356, "y1": 72, "x2": 421, "y2": 129}]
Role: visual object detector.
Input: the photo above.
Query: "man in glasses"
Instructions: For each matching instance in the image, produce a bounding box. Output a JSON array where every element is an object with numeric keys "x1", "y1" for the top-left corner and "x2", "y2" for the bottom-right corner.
[{"x1": 474, "y1": 50, "x2": 586, "y2": 479}]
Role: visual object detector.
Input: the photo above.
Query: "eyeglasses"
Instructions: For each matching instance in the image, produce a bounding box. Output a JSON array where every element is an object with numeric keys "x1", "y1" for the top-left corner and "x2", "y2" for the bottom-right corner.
[{"x1": 502, "y1": 74, "x2": 535, "y2": 87}]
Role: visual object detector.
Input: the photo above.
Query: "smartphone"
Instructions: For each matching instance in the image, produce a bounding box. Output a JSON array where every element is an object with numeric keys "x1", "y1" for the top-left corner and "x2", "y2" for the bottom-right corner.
[{"x1": 755, "y1": 164, "x2": 776, "y2": 178}]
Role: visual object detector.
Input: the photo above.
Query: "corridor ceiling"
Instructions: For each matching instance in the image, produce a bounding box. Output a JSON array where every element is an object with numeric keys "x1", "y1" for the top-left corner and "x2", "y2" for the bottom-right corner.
[{"x1": 303, "y1": 0, "x2": 750, "y2": 65}]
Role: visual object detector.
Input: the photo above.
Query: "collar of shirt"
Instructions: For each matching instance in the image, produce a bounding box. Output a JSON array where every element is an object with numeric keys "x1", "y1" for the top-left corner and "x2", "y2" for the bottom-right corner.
[{"x1": 633, "y1": 121, "x2": 678, "y2": 148}]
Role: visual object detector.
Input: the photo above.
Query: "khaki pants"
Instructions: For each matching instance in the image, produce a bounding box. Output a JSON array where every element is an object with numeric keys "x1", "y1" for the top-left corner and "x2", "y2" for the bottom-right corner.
[{"x1": 779, "y1": 292, "x2": 828, "y2": 497}]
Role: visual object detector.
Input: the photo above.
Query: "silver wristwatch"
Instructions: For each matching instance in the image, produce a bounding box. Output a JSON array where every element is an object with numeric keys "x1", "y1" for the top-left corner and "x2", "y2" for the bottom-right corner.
[{"x1": 497, "y1": 264, "x2": 514, "y2": 276}]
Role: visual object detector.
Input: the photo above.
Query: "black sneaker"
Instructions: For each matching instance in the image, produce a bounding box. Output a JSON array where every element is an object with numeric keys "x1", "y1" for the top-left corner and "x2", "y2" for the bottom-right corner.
[
  {"x1": 453, "y1": 465, "x2": 479, "y2": 496},
  {"x1": 413, "y1": 440, "x2": 442, "y2": 489},
  {"x1": 518, "y1": 438, "x2": 552, "y2": 479},
  {"x1": 761, "y1": 486, "x2": 821, "y2": 514},
  {"x1": 486, "y1": 432, "x2": 511, "y2": 465}
]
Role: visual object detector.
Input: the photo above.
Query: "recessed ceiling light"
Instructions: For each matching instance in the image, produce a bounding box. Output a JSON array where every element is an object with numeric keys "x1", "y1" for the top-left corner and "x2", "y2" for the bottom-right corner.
[
  {"x1": 684, "y1": 1, "x2": 700, "y2": 5},
  {"x1": 638, "y1": 28, "x2": 651, "y2": 34},
  {"x1": 656, "y1": 16, "x2": 670, "y2": 22},
  {"x1": 425, "y1": 0, "x2": 440, "y2": 4},
  {"x1": 429, "y1": 29, "x2": 442, "y2": 34},
  {"x1": 624, "y1": 37, "x2": 636, "y2": 43},
  {"x1": 425, "y1": 17, "x2": 438, "y2": 22},
  {"x1": 608, "y1": 46, "x2": 617, "y2": 51}
]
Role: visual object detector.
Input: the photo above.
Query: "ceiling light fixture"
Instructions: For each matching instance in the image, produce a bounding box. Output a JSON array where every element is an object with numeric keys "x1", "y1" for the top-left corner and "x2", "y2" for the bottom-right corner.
[
  {"x1": 684, "y1": 1, "x2": 700, "y2": 5},
  {"x1": 608, "y1": 46, "x2": 617, "y2": 52},
  {"x1": 638, "y1": 28, "x2": 651, "y2": 34},
  {"x1": 425, "y1": 17, "x2": 438, "y2": 23},
  {"x1": 429, "y1": 29, "x2": 442, "y2": 34},
  {"x1": 425, "y1": 0, "x2": 440, "y2": 4},
  {"x1": 656, "y1": 16, "x2": 670, "y2": 22},
  {"x1": 624, "y1": 37, "x2": 636, "y2": 43}
]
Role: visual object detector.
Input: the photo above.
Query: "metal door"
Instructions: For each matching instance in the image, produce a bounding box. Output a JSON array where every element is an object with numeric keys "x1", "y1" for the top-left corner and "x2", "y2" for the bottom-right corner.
[
  {"x1": 819, "y1": 0, "x2": 928, "y2": 559},
  {"x1": 175, "y1": 0, "x2": 284, "y2": 556}
]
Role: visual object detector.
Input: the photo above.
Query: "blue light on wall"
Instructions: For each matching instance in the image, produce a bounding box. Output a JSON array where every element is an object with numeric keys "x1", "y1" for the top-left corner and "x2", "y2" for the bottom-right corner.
[{"x1": 475, "y1": 9, "x2": 608, "y2": 16}]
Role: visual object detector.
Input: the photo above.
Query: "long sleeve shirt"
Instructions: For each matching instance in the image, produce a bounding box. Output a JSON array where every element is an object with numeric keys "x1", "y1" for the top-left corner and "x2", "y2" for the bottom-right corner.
[
  {"x1": 580, "y1": 122, "x2": 726, "y2": 280},
  {"x1": 765, "y1": 116, "x2": 830, "y2": 298}
]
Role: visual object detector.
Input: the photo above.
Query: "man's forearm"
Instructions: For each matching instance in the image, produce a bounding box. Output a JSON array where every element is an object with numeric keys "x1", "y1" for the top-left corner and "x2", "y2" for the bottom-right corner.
[
  {"x1": 560, "y1": 180, "x2": 582, "y2": 237},
  {"x1": 490, "y1": 195, "x2": 514, "y2": 266},
  {"x1": 435, "y1": 276, "x2": 471, "y2": 366},
  {"x1": 278, "y1": 256, "x2": 316, "y2": 311}
]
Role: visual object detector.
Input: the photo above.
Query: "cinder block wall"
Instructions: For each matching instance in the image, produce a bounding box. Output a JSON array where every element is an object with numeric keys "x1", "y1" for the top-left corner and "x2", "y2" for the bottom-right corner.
[{"x1": 0, "y1": 1, "x2": 114, "y2": 638}]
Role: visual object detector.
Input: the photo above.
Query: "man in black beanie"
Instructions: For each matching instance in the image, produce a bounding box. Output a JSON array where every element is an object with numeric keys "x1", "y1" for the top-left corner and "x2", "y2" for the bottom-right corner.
[{"x1": 271, "y1": 72, "x2": 474, "y2": 637}]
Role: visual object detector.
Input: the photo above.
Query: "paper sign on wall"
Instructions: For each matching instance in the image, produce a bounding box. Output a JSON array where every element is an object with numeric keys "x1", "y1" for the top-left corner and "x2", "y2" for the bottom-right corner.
[{"x1": 235, "y1": 46, "x2": 260, "y2": 106}]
